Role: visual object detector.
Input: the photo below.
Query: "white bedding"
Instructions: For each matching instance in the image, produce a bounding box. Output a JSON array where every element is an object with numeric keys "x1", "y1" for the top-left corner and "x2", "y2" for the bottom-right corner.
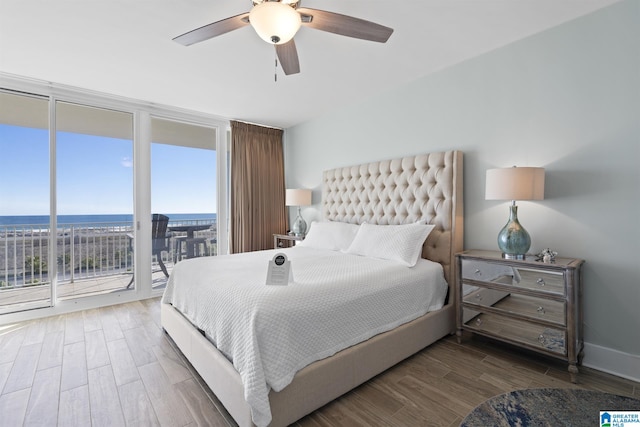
[{"x1": 161, "y1": 246, "x2": 448, "y2": 427}]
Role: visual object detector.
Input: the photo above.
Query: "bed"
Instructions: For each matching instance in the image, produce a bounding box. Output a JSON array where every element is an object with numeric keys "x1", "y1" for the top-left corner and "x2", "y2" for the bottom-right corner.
[{"x1": 161, "y1": 150, "x2": 464, "y2": 427}]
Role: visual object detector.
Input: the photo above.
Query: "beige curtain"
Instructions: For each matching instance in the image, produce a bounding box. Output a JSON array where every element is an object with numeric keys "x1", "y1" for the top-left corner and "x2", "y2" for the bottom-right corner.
[{"x1": 230, "y1": 121, "x2": 287, "y2": 253}]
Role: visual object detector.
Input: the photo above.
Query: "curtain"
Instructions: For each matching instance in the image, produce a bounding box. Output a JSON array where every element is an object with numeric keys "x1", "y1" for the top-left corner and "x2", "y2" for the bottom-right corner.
[{"x1": 230, "y1": 121, "x2": 287, "y2": 253}]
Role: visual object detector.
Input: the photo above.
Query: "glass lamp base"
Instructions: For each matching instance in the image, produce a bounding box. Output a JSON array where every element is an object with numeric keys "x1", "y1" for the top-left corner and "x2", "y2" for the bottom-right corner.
[
  {"x1": 291, "y1": 207, "x2": 307, "y2": 237},
  {"x1": 497, "y1": 204, "x2": 531, "y2": 259}
]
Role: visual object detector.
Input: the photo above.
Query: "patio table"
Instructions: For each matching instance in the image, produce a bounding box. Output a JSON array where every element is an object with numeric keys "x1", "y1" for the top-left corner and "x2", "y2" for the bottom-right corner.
[{"x1": 168, "y1": 224, "x2": 212, "y2": 259}]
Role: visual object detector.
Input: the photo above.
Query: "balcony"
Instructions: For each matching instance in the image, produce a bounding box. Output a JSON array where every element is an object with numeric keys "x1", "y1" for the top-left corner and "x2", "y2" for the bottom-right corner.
[{"x1": 0, "y1": 219, "x2": 217, "y2": 314}]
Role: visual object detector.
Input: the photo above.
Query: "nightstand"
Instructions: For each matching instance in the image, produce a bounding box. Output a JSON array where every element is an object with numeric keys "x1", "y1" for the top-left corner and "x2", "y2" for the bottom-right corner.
[
  {"x1": 456, "y1": 250, "x2": 584, "y2": 383},
  {"x1": 273, "y1": 234, "x2": 304, "y2": 249}
]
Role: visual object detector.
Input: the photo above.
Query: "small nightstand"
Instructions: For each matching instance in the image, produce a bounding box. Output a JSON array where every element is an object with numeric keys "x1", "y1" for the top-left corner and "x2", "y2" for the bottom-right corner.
[
  {"x1": 273, "y1": 234, "x2": 304, "y2": 249},
  {"x1": 456, "y1": 250, "x2": 584, "y2": 383}
]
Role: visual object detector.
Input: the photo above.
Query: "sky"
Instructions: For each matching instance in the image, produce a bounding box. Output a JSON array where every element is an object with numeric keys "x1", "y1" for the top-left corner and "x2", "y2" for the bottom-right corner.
[{"x1": 0, "y1": 124, "x2": 217, "y2": 216}]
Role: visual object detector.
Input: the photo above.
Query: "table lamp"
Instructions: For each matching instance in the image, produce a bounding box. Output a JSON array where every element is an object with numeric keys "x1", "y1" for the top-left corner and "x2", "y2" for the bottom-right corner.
[
  {"x1": 485, "y1": 166, "x2": 545, "y2": 259},
  {"x1": 286, "y1": 188, "x2": 312, "y2": 236}
]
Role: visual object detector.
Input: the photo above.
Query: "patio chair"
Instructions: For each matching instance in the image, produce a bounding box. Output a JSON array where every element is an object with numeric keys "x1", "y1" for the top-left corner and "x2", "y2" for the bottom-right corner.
[
  {"x1": 151, "y1": 214, "x2": 170, "y2": 278},
  {"x1": 126, "y1": 214, "x2": 170, "y2": 289}
]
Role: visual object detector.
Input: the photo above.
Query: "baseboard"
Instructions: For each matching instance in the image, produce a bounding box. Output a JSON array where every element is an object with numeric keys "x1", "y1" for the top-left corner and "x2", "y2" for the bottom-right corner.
[{"x1": 582, "y1": 342, "x2": 640, "y2": 383}]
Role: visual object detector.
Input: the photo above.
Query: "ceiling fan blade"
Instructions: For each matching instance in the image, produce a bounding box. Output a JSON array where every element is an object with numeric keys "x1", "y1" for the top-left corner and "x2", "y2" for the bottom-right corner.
[
  {"x1": 173, "y1": 13, "x2": 250, "y2": 46},
  {"x1": 276, "y1": 40, "x2": 300, "y2": 75},
  {"x1": 297, "y1": 8, "x2": 393, "y2": 43}
]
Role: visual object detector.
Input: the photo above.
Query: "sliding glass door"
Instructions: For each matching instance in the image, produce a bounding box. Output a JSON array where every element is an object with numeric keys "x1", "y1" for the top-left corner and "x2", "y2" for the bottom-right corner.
[
  {"x1": 0, "y1": 91, "x2": 51, "y2": 314},
  {"x1": 0, "y1": 82, "x2": 229, "y2": 316},
  {"x1": 55, "y1": 102, "x2": 134, "y2": 299},
  {"x1": 149, "y1": 117, "x2": 218, "y2": 289}
]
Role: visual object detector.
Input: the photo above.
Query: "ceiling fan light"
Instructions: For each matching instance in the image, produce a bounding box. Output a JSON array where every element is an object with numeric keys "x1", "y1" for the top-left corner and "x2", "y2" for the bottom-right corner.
[{"x1": 249, "y1": 2, "x2": 301, "y2": 45}]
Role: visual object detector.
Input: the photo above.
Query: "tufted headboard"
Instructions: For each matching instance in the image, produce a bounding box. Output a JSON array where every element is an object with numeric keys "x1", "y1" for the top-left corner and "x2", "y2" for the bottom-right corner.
[{"x1": 322, "y1": 151, "x2": 463, "y2": 287}]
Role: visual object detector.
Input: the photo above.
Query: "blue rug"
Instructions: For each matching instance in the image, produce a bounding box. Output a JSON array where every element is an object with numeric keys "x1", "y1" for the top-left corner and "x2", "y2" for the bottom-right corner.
[{"x1": 461, "y1": 388, "x2": 640, "y2": 427}]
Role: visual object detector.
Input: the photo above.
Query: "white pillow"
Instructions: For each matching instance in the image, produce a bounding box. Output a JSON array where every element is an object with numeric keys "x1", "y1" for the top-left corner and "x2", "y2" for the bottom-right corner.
[
  {"x1": 345, "y1": 222, "x2": 435, "y2": 267},
  {"x1": 296, "y1": 221, "x2": 361, "y2": 251}
]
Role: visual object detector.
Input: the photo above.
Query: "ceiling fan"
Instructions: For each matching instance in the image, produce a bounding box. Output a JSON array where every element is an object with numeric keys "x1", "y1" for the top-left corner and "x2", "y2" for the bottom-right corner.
[{"x1": 173, "y1": 0, "x2": 394, "y2": 76}]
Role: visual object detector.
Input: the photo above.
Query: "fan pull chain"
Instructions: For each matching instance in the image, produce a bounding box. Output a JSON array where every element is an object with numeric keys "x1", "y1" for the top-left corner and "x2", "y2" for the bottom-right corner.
[{"x1": 274, "y1": 51, "x2": 278, "y2": 82}]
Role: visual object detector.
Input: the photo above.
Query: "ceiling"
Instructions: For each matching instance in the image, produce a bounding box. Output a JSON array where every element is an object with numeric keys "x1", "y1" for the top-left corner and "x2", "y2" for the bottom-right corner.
[{"x1": 0, "y1": 0, "x2": 619, "y2": 129}]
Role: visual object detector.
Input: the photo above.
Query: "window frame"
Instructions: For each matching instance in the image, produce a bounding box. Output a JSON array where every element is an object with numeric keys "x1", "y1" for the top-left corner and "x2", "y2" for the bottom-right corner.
[{"x1": 0, "y1": 75, "x2": 230, "y2": 322}]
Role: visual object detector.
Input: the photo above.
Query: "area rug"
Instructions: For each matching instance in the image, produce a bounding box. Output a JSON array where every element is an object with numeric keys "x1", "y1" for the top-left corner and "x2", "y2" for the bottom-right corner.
[{"x1": 461, "y1": 388, "x2": 640, "y2": 427}]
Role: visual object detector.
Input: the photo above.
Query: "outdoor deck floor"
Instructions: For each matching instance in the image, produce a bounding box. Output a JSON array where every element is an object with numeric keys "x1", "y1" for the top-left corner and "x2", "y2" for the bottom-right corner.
[{"x1": 0, "y1": 267, "x2": 171, "y2": 315}]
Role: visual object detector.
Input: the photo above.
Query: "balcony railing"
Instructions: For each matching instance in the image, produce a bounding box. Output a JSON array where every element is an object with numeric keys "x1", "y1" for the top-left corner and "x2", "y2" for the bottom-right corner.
[{"x1": 0, "y1": 219, "x2": 216, "y2": 291}]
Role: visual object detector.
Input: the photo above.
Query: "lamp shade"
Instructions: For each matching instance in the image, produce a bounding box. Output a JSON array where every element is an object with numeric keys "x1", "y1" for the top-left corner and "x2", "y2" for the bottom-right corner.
[
  {"x1": 286, "y1": 189, "x2": 312, "y2": 206},
  {"x1": 249, "y1": 2, "x2": 301, "y2": 45},
  {"x1": 485, "y1": 167, "x2": 545, "y2": 201}
]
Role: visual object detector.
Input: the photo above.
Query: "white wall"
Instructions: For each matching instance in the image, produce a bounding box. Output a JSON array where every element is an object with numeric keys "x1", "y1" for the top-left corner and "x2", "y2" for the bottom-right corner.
[{"x1": 284, "y1": 0, "x2": 640, "y2": 378}]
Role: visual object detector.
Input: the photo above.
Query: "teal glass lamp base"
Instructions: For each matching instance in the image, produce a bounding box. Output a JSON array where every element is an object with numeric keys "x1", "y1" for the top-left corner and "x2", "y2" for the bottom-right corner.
[{"x1": 497, "y1": 204, "x2": 531, "y2": 260}]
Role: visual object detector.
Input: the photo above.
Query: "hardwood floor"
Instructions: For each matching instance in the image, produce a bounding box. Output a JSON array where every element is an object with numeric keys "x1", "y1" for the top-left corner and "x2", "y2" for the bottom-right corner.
[{"x1": 1, "y1": 298, "x2": 638, "y2": 427}]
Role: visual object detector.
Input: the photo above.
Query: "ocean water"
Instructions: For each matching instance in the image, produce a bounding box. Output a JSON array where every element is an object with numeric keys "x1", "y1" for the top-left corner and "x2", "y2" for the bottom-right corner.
[{"x1": 0, "y1": 213, "x2": 216, "y2": 226}]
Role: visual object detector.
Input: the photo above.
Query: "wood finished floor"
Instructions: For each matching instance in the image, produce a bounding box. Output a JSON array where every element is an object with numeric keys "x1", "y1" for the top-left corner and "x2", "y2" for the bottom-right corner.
[{"x1": 0, "y1": 298, "x2": 638, "y2": 427}]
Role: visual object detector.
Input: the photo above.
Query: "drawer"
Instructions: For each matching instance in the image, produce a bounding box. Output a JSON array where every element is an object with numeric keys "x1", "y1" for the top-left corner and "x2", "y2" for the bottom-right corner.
[
  {"x1": 461, "y1": 259, "x2": 515, "y2": 283},
  {"x1": 461, "y1": 260, "x2": 565, "y2": 296},
  {"x1": 463, "y1": 291, "x2": 565, "y2": 326},
  {"x1": 515, "y1": 268, "x2": 564, "y2": 296},
  {"x1": 463, "y1": 311, "x2": 567, "y2": 355}
]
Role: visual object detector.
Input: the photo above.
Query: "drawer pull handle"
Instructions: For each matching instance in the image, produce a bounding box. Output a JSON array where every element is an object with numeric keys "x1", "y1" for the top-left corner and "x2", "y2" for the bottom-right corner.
[
  {"x1": 537, "y1": 306, "x2": 546, "y2": 315},
  {"x1": 475, "y1": 293, "x2": 483, "y2": 301},
  {"x1": 474, "y1": 269, "x2": 481, "y2": 277},
  {"x1": 536, "y1": 278, "x2": 545, "y2": 286},
  {"x1": 475, "y1": 318, "x2": 483, "y2": 327},
  {"x1": 538, "y1": 334, "x2": 546, "y2": 345}
]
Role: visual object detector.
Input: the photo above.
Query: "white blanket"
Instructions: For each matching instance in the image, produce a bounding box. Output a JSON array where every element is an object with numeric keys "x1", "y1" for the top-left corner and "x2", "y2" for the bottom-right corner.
[{"x1": 162, "y1": 246, "x2": 448, "y2": 427}]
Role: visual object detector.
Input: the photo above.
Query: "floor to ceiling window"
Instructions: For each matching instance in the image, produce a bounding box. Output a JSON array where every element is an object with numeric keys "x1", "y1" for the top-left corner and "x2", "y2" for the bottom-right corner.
[
  {"x1": 0, "y1": 91, "x2": 51, "y2": 314},
  {"x1": 0, "y1": 78, "x2": 229, "y2": 319},
  {"x1": 55, "y1": 101, "x2": 134, "y2": 299},
  {"x1": 148, "y1": 117, "x2": 218, "y2": 290}
]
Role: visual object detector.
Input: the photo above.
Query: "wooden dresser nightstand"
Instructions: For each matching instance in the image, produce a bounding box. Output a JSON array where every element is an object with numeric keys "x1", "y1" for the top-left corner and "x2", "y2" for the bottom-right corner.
[
  {"x1": 273, "y1": 234, "x2": 304, "y2": 249},
  {"x1": 456, "y1": 249, "x2": 584, "y2": 383}
]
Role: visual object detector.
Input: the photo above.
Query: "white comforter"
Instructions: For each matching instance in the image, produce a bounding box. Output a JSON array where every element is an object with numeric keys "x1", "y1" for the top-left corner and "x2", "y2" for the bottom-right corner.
[{"x1": 161, "y1": 246, "x2": 448, "y2": 427}]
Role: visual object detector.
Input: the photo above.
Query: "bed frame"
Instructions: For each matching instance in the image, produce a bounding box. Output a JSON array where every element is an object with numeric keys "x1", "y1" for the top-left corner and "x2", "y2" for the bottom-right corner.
[{"x1": 161, "y1": 150, "x2": 463, "y2": 426}]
